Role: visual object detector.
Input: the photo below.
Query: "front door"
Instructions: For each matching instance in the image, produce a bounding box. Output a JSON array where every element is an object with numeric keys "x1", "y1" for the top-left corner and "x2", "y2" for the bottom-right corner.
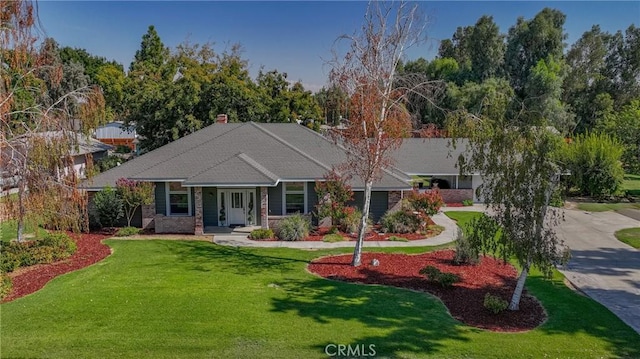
[
  {"x1": 229, "y1": 191, "x2": 245, "y2": 226},
  {"x1": 218, "y1": 188, "x2": 257, "y2": 227}
]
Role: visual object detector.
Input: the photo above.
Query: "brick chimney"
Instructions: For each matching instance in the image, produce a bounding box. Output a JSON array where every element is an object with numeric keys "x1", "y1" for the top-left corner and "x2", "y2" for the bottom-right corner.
[{"x1": 216, "y1": 114, "x2": 228, "y2": 124}]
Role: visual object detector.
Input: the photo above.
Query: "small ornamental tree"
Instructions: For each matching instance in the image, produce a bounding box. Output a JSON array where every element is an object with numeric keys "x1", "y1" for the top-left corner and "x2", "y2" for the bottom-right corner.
[
  {"x1": 315, "y1": 170, "x2": 354, "y2": 228},
  {"x1": 115, "y1": 178, "x2": 154, "y2": 227}
]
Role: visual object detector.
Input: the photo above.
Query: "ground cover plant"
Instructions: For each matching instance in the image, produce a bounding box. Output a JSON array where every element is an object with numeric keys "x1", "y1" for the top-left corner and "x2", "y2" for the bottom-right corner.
[
  {"x1": 614, "y1": 227, "x2": 640, "y2": 249},
  {"x1": 1, "y1": 238, "x2": 639, "y2": 358}
]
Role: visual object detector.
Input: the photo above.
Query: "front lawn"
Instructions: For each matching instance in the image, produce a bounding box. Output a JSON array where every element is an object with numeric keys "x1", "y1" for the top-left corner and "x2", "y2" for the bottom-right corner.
[
  {"x1": 576, "y1": 202, "x2": 640, "y2": 212},
  {"x1": 623, "y1": 173, "x2": 640, "y2": 196},
  {"x1": 614, "y1": 227, "x2": 640, "y2": 249},
  {"x1": 1, "y1": 239, "x2": 638, "y2": 358},
  {"x1": 1, "y1": 219, "x2": 48, "y2": 243}
]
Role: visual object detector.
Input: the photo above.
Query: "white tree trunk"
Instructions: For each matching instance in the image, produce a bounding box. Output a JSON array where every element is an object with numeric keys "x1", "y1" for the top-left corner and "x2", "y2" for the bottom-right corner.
[
  {"x1": 508, "y1": 264, "x2": 529, "y2": 311},
  {"x1": 352, "y1": 180, "x2": 373, "y2": 266},
  {"x1": 16, "y1": 180, "x2": 26, "y2": 242}
]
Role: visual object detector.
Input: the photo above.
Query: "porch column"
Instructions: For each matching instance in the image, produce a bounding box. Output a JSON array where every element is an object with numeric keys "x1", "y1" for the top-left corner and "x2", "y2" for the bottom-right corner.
[
  {"x1": 194, "y1": 187, "x2": 204, "y2": 235},
  {"x1": 141, "y1": 183, "x2": 156, "y2": 230},
  {"x1": 260, "y1": 187, "x2": 269, "y2": 229}
]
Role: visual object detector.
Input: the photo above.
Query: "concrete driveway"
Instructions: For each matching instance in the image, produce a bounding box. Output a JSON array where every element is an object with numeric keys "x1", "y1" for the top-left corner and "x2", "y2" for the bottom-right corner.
[{"x1": 556, "y1": 209, "x2": 640, "y2": 334}]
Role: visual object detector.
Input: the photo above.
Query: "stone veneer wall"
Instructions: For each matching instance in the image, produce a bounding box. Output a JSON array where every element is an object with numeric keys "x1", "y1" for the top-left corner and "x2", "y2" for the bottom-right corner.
[
  {"x1": 154, "y1": 215, "x2": 195, "y2": 234},
  {"x1": 141, "y1": 183, "x2": 156, "y2": 230},
  {"x1": 194, "y1": 187, "x2": 204, "y2": 235},
  {"x1": 260, "y1": 187, "x2": 268, "y2": 229},
  {"x1": 438, "y1": 189, "x2": 473, "y2": 203}
]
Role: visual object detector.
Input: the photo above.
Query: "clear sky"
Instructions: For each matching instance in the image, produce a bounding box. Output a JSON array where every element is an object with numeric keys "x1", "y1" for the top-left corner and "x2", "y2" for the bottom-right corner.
[{"x1": 37, "y1": 1, "x2": 639, "y2": 92}]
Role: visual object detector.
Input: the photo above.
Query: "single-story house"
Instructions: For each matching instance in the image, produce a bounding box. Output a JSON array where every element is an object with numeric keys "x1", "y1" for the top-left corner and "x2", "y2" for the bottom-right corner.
[{"x1": 85, "y1": 122, "x2": 480, "y2": 234}]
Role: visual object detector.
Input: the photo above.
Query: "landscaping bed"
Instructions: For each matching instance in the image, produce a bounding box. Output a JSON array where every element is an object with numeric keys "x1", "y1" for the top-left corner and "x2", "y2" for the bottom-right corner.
[
  {"x1": 2, "y1": 232, "x2": 111, "y2": 303},
  {"x1": 308, "y1": 250, "x2": 546, "y2": 332}
]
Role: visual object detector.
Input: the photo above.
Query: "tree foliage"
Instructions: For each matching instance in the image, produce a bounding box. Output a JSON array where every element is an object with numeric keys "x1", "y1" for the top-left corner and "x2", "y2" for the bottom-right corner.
[
  {"x1": 314, "y1": 170, "x2": 354, "y2": 228},
  {"x1": 448, "y1": 106, "x2": 569, "y2": 310},
  {"x1": 1, "y1": 0, "x2": 105, "y2": 241},
  {"x1": 330, "y1": 1, "x2": 437, "y2": 266}
]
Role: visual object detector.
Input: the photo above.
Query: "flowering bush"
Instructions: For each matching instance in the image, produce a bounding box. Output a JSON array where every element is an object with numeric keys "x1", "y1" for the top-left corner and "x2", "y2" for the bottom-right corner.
[
  {"x1": 315, "y1": 171, "x2": 354, "y2": 227},
  {"x1": 405, "y1": 189, "x2": 443, "y2": 216}
]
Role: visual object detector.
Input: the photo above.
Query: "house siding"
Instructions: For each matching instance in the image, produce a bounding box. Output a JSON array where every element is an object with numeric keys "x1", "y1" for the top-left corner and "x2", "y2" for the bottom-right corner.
[
  {"x1": 348, "y1": 191, "x2": 388, "y2": 222},
  {"x1": 202, "y1": 187, "x2": 217, "y2": 226},
  {"x1": 306, "y1": 183, "x2": 317, "y2": 214},
  {"x1": 268, "y1": 184, "x2": 283, "y2": 216},
  {"x1": 155, "y1": 182, "x2": 166, "y2": 215}
]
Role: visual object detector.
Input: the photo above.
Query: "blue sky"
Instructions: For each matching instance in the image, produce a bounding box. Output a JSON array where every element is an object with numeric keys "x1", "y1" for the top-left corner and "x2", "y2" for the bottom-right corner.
[{"x1": 38, "y1": 1, "x2": 639, "y2": 92}]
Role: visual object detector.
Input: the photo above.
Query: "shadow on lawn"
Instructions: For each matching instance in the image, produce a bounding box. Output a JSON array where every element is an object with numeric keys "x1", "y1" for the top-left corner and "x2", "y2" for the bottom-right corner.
[
  {"x1": 164, "y1": 241, "x2": 309, "y2": 275},
  {"x1": 525, "y1": 276, "x2": 640, "y2": 358},
  {"x1": 271, "y1": 276, "x2": 470, "y2": 357}
]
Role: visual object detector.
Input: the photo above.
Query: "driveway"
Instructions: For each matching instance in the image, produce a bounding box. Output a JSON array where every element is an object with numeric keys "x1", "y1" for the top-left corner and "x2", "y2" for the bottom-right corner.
[{"x1": 556, "y1": 209, "x2": 640, "y2": 334}]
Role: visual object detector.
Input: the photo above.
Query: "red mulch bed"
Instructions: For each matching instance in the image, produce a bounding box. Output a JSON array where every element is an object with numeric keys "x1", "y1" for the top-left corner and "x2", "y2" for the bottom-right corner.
[
  {"x1": 308, "y1": 250, "x2": 546, "y2": 332},
  {"x1": 2, "y1": 232, "x2": 112, "y2": 303}
]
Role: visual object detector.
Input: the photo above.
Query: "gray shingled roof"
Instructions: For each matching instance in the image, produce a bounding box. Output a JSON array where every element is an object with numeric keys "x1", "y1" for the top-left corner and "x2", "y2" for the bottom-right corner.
[
  {"x1": 85, "y1": 122, "x2": 414, "y2": 190},
  {"x1": 392, "y1": 138, "x2": 468, "y2": 175}
]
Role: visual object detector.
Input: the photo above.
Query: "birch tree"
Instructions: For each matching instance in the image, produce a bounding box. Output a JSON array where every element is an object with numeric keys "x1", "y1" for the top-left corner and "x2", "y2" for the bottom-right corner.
[
  {"x1": 448, "y1": 107, "x2": 570, "y2": 311},
  {"x1": 329, "y1": 1, "x2": 439, "y2": 266},
  {"x1": 1, "y1": 0, "x2": 105, "y2": 241}
]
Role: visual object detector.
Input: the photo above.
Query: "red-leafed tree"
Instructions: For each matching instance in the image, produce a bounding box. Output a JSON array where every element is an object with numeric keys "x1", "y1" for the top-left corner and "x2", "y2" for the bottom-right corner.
[{"x1": 329, "y1": 1, "x2": 440, "y2": 266}]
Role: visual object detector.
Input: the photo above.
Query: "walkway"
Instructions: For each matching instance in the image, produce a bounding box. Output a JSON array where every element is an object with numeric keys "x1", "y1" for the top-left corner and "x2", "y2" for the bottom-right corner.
[{"x1": 213, "y1": 211, "x2": 459, "y2": 249}]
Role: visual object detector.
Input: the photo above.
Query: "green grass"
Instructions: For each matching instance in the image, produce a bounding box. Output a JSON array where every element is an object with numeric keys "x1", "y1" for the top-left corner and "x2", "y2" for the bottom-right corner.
[
  {"x1": 1, "y1": 219, "x2": 48, "y2": 243},
  {"x1": 623, "y1": 173, "x2": 640, "y2": 196},
  {"x1": 443, "y1": 211, "x2": 480, "y2": 231},
  {"x1": 1, "y1": 239, "x2": 638, "y2": 358},
  {"x1": 614, "y1": 227, "x2": 640, "y2": 249},
  {"x1": 576, "y1": 202, "x2": 640, "y2": 212},
  {"x1": 322, "y1": 233, "x2": 346, "y2": 242}
]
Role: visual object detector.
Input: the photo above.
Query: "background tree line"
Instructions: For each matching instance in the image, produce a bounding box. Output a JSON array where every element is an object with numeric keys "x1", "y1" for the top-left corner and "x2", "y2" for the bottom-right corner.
[
  {"x1": 24, "y1": 10, "x2": 638, "y2": 171},
  {"x1": 399, "y1": 8, "x2": 639, "y2": 173}
]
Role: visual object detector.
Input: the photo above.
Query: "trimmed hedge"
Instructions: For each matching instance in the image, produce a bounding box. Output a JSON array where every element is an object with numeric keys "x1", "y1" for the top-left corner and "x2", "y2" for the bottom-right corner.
[{"x1": 249, "y1": 229, "x2": 275, "y2": 240}]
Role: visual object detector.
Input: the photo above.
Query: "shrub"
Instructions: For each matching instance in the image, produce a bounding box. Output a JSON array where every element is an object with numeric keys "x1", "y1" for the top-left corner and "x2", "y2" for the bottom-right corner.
[
  {"x1": 484, "y1": 293, "x2": 509, "y2": 314},
  {"x1": 381, "y1": 210, "x2": 421, "y2": 234},
  {"x1": 406, "y1": 189, "x2": 444, "y2": 216},
  {"x1": 0, "y1": 273, "x2": 12, "y2": 300},
  {"x1": 116, "y1": 227, "x2": 141, "y2": 237},
  {"x1": 340, "y1": 206, "x2": 362, "y2": 234},
  {"x1": 561, "y1": 132, "x2": 625, "y2": 198},
  {"x1": 249, "y1": 228, "x2": 274, "y2": 240},
  {"x1": 323, "y1": 234, "x2": 346, "y2": 242},
  {"x1": 419, "y1": 265, "x2": 461, "y2": 287},
  {"x1": 93, "y1": 186, "x2": 124, "y2": 228},
  {"x1": 40, "y1": 232, "x2": 76, "y2": 258},
  {"x1": 0, "y1": 233, "x2": 76, "y2": 273},
  {"x1": 453, "y1": 232, "x2": 479, "y2": 265},
  {"x1": 462, "y1": 199, "x2": 474, "y2": 206},
  {"x1": 276, "y1": 214, "x2": 311, "y2": 241}
]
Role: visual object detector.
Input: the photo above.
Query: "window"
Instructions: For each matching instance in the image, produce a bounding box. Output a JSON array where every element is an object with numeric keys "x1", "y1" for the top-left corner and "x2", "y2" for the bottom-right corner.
[
  {"x1": 167, "y1": 182, "x2": 191, "y2": 216},
  {"x1": 284, "y1": 182, "x2": 306, "y2": 214}
]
